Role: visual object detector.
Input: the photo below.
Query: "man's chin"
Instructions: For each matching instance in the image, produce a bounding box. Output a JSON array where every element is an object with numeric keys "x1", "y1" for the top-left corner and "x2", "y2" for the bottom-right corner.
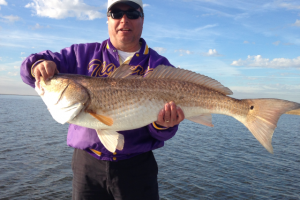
[{"x1": 119, "y1": 37, "x2": 135, "y2": 44}]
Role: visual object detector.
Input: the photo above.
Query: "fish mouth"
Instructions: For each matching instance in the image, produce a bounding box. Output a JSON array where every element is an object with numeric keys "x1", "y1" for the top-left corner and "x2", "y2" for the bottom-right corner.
[
  {"x1": 54, "y1": 82, "x2": 70, "y2": 105},
  {"x1": 35, "y1": 82, "x2": 45, "y2": 95},
  {"x1": 47, "y1": 102, "x2": 86, "y2": 124}
]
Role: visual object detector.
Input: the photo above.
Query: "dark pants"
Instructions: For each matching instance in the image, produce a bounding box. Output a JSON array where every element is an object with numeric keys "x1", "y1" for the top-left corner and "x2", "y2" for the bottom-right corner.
[{"x1": 72, "y1": 149, "x2": 159, "y2": 200}]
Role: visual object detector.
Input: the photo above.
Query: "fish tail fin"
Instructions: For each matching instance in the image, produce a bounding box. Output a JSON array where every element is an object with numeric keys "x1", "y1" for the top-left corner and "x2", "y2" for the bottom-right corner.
[
  {"x1": 238, "y1": 99, "x2": 300, "y2": 154},
  {"x1": 285, "y1": 108, "x2": 300, "y2": 116}
]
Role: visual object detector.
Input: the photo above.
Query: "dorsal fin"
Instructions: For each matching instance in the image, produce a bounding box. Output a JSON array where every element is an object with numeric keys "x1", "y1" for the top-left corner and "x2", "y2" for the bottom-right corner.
[
  {"x1": 109, "y1": 64, "x2": 141, "y2": 79},
  {"x1": 145, "y1": 65, "x2": 233, "y2": 95},
  {"x1": 108, "y1": 64, "x2": 233, "y2": 95}
]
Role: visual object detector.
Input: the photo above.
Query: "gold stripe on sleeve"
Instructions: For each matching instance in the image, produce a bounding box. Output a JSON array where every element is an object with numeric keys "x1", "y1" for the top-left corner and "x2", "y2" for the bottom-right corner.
[
  {"x1": 90, "y1": 149, "x2": 102, "y2": 156},
  {"x1": 152, "y1": 122, "x2": 168, "y2": 130},
  {"x1": 31, "y1": 59, "x2": 46, "y2": 77}
]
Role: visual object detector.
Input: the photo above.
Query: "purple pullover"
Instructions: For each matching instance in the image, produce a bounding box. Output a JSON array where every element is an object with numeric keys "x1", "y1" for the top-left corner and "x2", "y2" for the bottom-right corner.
[{"x1": 20, "y1": 38, "x2": 178, "y2": 161}]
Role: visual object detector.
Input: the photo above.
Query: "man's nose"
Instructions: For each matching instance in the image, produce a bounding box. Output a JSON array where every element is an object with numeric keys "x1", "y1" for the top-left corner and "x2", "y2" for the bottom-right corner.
[{"x1": 120, "y1": 13, "x2": 129, "y2": 23}]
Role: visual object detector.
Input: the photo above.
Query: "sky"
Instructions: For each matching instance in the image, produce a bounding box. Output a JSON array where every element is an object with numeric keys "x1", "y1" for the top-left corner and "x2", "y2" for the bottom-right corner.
[{"x1": 0, "y1": 0, "x2": 299, "y2": 103}]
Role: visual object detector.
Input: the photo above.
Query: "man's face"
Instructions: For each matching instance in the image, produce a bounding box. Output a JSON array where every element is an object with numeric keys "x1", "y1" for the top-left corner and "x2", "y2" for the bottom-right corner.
[{"x1": 108, "y1": 3, "x2": 144, "y2": 51}]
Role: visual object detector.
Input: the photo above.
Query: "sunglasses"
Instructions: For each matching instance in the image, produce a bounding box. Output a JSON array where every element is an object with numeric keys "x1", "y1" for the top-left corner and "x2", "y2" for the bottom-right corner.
[{"x1": 107, "y1": 9, "x2": 144, "y2": 19}]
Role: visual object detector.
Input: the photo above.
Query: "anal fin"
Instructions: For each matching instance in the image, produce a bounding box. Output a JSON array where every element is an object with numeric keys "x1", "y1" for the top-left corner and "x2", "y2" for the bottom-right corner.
[
  {"x1": 187, "y1": 114, "x2": 214, "y2": 127},
  {"x1": 96, "y1": 129, "x2": 124, "y2": 153}
]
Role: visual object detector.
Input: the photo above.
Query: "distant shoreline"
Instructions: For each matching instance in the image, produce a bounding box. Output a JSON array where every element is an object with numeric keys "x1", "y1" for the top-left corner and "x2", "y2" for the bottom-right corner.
[{"x1": 0, "y1": 94, "x2": 38, "y2": 97}]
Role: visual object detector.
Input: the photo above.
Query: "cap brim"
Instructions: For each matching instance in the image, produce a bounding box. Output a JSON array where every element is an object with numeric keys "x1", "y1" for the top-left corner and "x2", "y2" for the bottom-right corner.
[{"x1": 108, "y1": 2, "x2": 140, "y2": 11}]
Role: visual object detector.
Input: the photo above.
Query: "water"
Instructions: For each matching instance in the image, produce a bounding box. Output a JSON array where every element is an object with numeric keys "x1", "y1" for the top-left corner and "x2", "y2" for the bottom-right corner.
[{"x1": 0, "y1": 94, "x2": 299, "y2": 200}]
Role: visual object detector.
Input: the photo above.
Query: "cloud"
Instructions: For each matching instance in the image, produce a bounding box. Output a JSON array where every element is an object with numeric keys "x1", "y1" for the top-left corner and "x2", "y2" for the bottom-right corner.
[
  {"x1": 0, "y1": 61, "x2": 22, "y2": 80},
  {"x1": 230, "y1": 84, "x2": 300, "y2": 103},
  {"x1": 201, "y1": 13, "x2": 215, "y2": 17},
  {"x1": 243, "y1": 41, "x2": 256, "y2": 45},
  {"x1": 177, "y1": 0, "x2": 284, "y2": 19},
  {"x1": 0, "y1": 26, "x2": 108, "y2": 53},
  {"x1": 0, "y1": 57, "x2": 2, "y2": 61},
  {"x1": 231, "y1": 55, "x2": 300, "y2": 69},
  {"x1": 143, "y1": 4, "x2": 150, "y2": 8},
  {"x1": 175, "y1": 49, "x2": 192, "y2": 56},
  {"x1": 278, "y1": 3, "x2": 300, "y2": 10},
  {"x1": 183, "y1": 62, "x2": 240, "y2": 77},
  {"x1": 143, "y1": 22, "x2": 219, "y2": 42},
  {"x1": 0, "y1": 15, "x2": 21, "y2": 23},
  {"x1": 292, "y1": 19, "x2": 300, "y2": 27},
  {"x1": 272, "y1": 40, "x2": 280, "y2": 46},
  {"x1": 0, "y1": 0, "x2": 7, "y2": 5},
  {"x1": 8, "y1": 71, "x2": 18, "y2": 76},
  {"x1": 283, "y1": 42, "x2": 294, "y2": 46},
  {"x1": 29, "y1": 23, "x2": 50, "y2": 30},
  {"x1": 25, "y1": 0, "x2": 105, "y2": 20},
  {"x1": 195, "y1": 24, "x2": 218, "y2": 31},
  {"x1": 203, "y1": 49, "x2": 222, "y2": 57},
  {"x1": 174, "y1": 48, "x2": 222, "y2": 57},
  {"x1": 153, "y1": 47, "x2": 166, "y2": 54}
]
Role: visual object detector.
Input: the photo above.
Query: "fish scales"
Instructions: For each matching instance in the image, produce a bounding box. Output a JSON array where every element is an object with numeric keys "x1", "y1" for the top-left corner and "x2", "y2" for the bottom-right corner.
[
  {"x1": 78, "y1": 77, "x2": 252, "y2": 127},
  {"x1": 36, "y1": 64, "x2": 300, "y2": 153}
]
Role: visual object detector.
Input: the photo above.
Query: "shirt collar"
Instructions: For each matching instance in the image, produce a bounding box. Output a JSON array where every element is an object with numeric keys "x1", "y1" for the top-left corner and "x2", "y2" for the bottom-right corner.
[{"x1": 106, "y1": 38, "x2": 149, "y2": 56}]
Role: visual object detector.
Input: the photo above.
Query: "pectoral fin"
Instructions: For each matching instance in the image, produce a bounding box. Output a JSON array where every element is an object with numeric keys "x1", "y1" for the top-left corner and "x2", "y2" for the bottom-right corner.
[
  {"x1": 96, "y1": 129, "x2": 124, "y2": 153},
  {"x1": 187, "y1": 114, "x2": 214, "y2": 127},
  {"x1": 89, "y1": 113, "x2": 113, "y2": 126}
]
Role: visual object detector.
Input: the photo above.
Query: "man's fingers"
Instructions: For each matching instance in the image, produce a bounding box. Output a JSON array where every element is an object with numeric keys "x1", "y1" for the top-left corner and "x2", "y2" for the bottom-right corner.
[
  {"x1": 157, "y1": 109, "x2": 164, "y2": 122},
  {"x1": 164, "y1": 103, "x2": 171, "y2": 123},
  {"x1": 154, "y1": 109, "x2": 165, "y2": 127},
  {"x1": 44, "y1": 63, "x2": 51, "y2": 77},
  {"x1": 44, "y1": 61, "x2": 57, "y2": 78},
  {"x1": 43, "y1": 62, "x2": 54, "y2": 80},
  {"x1": 34, "y1": 60, "x2": 57, "y2": 82},
  {"x1": 40, "y1": 66, "x2": 48, "y2": 80},
  {"x1": 155, "y1": 102, "x2": 185, "y2": 128},
  {"x1": 35, "y1": 70, "x2": 41, "y2": 87},
  {"x1": 170, "y1": 102, "x2": 177, "y2": 126},
  {"x1": 176, "y1": 107, "x2": 185, "y2": 123}
]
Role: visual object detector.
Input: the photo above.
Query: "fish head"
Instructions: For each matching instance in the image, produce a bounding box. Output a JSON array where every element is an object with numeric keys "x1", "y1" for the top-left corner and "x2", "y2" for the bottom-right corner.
[{"x1": 35, "y1": 75, "x2": 89, "y2": 124}]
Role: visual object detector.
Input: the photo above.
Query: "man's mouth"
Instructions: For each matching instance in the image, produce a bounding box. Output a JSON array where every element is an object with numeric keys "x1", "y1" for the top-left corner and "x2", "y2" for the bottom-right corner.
[{"x1": 119, "y1": 28, "x2": 131, "y2": 32}]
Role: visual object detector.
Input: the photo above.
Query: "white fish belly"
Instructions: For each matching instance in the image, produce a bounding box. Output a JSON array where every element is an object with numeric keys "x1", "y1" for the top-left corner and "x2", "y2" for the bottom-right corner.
[
  {"x1": 181, "y1": 106, "x2": 209, "y2": 118},
  {"x1": 69, "y1": 98, "x2": 166, "y2": 131}
]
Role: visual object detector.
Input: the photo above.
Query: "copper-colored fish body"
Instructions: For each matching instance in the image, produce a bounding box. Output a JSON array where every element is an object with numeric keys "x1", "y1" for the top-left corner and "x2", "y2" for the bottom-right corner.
[{"x1": 36, "y1": 65, "x2": 300, "y2": 153}]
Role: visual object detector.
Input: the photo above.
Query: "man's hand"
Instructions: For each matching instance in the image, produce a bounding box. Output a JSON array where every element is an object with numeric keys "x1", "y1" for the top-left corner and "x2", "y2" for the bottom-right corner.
[
  {"x1": 33, "y1": 60, "x2": 58, "y2": 84},
  {"x1": 155, "y1": 101, "x2": 185, "y2": 128}
]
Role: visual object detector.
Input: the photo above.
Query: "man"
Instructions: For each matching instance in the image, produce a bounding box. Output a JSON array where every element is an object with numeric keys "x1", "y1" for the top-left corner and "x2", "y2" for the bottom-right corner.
[{"x1": 20, "y1": 0, "x2": 184, "y2": 199}]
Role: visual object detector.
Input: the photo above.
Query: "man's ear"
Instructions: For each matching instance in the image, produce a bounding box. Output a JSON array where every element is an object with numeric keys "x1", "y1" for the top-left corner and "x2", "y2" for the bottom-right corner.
[{"x1": 141, "y1": 15, "x2": 144, "y2": 24}]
